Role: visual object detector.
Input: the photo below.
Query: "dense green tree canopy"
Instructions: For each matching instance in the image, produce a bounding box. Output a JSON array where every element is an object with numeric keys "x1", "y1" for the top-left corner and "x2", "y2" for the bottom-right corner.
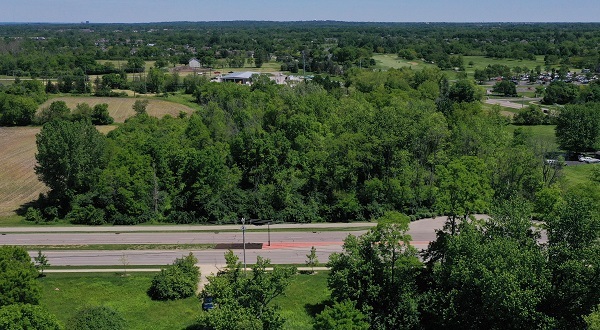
[
  {"x1": 35, "y1": 119, "x2": 108, "y2": 213},
  {"x1": 0, "y1": 304, "x2": 61, "y2": 330},
  {"x1": 0, "y1": 246, "x2": 41, "y2": 307},
  {"x1": 555, "y1": 103, "x2": 600, "y2": 152},
  {"x1": 327, "y1": 212, "x2": 422, "y2": 329},
  {"x1": 198, "y1": 251, "x2": 296, "y2": 330}
]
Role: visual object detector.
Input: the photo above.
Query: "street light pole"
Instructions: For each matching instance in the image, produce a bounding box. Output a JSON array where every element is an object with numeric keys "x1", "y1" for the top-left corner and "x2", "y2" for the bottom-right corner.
[
  {"x1": 241, "y1": 217, "x2": 246, "y2": 273},
  {"x1": 268, "y1": 221, "x2": 271, "y2": 247}
]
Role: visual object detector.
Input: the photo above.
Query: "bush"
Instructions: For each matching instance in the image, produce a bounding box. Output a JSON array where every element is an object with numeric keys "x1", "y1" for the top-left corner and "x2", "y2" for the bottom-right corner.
[
  {"x1": 314, "y1": 300, "x2": 369, "y2": 330},
  {"x1": 25, "y1": 207, "x2": 44, "y2": 223},
  {"x1": 68, "y1": 306, "x2": 126, "y2": 330},
  {"x1": 513, "y1": 105, "x2": 548, "y2": 125},
  {"x1": 148, "y1": 253, "x2": 200, "y2": 300},
  {"x1": 0, "y1": 304, "x2": 61, "y2": 330}
]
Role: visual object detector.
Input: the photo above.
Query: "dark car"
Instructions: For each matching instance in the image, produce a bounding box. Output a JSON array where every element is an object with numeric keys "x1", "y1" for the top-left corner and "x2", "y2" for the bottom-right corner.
[{"x1": 202, "y1": 296, "x2": 214, "y2": 311}]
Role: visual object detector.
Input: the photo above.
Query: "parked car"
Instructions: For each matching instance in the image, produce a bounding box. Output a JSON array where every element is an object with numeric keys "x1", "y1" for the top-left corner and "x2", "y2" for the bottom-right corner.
[
  {"x1": 578, "y1": 155, "x2": 600, "y2": 163},
  {"x1": 202, "y1": 296, "x2": 214, "y2": 311}
]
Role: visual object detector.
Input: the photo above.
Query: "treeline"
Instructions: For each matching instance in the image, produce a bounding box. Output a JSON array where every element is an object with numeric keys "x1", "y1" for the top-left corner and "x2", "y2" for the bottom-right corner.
[
  {"x1": 2, "y1": 22, "x2": 600, "y2": 78},
  {"x1": 319, "y1": 199, "x2": 600, "y2": 330},
  {"x1": 30, "y1": 68, "x2": 559, "y2": 224}
]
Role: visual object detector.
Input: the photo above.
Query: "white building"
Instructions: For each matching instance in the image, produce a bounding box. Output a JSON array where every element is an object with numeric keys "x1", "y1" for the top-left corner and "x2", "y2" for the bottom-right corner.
[{"x1": 189, "y1": 58, "x2": 201, "y2": 69}]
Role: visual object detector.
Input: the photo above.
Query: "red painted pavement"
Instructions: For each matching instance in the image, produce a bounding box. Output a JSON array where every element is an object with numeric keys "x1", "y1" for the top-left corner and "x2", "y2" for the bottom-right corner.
[{"x1": 261, "y1": 241, "x2": 431, "y2": 249}]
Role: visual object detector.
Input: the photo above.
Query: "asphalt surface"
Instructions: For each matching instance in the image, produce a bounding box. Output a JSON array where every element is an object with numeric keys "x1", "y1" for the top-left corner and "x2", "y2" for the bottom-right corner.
[{"x1": 0, "y1": 216, "x2": 493, "y2": 266}]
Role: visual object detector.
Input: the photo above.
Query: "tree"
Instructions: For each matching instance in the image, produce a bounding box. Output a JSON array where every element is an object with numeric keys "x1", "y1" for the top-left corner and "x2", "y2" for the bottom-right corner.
[
  {"x1": 513, "y1": 105, "x2": 547, "y2": 125},
  {"x1": 305, "y1": 246, "x2": 319, "y2": 274},
  {"x1": 67, "y1": 306, "x2": 126, "y2": 330},
  {"x1": 35, "y1": 119, "x2": 108, "y2": 212},
  {"x1": 555, "y1": 103, "x2": 600, "y2": 152},
  {"x1": 254, "y1": 49, "x2": 265, "y2": 68},
  {"x1": 473, "y1": 69, "x2": 488, "y2": 84},
  {"x1": 91, "y1": 103, "x2": 114, "y2": 125},
  {"x1": 314, "y1": 300, "x2": 370, "y2": 330},
  {"x1": 36, "y1": 100, "x2": 71, "y2": 124},
  {"x1": 327, "y1": 211, "x2": 422, "y2": 329},
  {"x1": 492, "y1": 80, "x2": 517, "y2": 96},
  {"x1": 0, "y1": 304, "x2": 61, "y2": 330},
  {"x1": 132, "y1": 99, "x2": 149, "y2": 116},
  {"x1": 71, "y1": 103, "x2": 93, "y2": 121},
  {"x1": 448, "y1": 79, "x2": 481, "y2": 103},
  {"x1": 148, "y1": 253, "x2": 199, "y2": 300},
  {"x1": 0, "y1": 246, "x2": 41, "y2": 307},
  {"x1": 33, "y1": 250, "x2": 49, "y2": 277},
  {"x1": 126, "y1": 57, "x2": 145, "y2": 73},
  {"x1": 542, "y1": 81, "x2": 579, "y2": 105},
  {"x1": 545, "y1": 195, "x2": 600, "y2": 329},
  {"x1": 434, "y1": 156, "x2": 493, "y2": 234},
  {"x1": 586, "y1": 305, "x2": 600, "y2": 330},
  {"x1": 199, "y1": 251, "x2": 296, "y2": 330},
  {"x1": 146, "y1": 67, "x2": 165, "y2": 93},
  {"x1": 422, "y1": 200, "x2": 553, "y2": 330},
  {"x1": 0, "y1": 94, "x2": 38, "y2": 126}
]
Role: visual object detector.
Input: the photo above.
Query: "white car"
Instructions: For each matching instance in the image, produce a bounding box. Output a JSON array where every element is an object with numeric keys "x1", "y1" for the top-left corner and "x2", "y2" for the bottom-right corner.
[{"x1": 578, "y1": 155, "x2": 600, "y2": 163}]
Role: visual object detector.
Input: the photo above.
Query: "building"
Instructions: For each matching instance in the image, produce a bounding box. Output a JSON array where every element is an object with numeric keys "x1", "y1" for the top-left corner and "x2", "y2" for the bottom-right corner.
[
  {"x1": 189, "y1": 58, "x2": 201, "y2": 69},
  {"x1": 220, "y1": 72, "x2": 258, "y2": 84}
]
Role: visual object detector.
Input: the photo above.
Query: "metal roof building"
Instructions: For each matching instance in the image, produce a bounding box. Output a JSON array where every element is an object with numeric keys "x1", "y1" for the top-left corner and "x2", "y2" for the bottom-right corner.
[{"x1": 220, "y1": 72, "x2": 258, "y2": 84}]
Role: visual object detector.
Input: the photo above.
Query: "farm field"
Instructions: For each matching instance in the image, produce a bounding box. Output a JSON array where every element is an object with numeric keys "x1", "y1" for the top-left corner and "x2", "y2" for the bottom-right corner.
[
  {"x1": 39, "y1": 96, "x2": 196, "y2": 123},
  {"x1": 0, "y1": 127, "x2": 46, "y2": 216}
]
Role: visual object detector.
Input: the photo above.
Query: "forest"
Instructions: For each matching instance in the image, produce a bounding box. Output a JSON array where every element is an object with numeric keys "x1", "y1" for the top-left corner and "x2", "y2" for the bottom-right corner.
[{"x1": 25, "y1": 67, "x2": 558, "y2": 224}]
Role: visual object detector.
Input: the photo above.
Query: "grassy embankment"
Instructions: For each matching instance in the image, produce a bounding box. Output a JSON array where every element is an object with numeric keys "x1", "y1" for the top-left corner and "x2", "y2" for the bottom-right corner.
[{"x1": 40, "y1": 271, "x2": 329, "y2": 330}]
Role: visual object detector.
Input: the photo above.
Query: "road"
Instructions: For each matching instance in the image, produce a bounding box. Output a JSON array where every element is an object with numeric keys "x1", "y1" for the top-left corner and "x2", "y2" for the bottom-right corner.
[
  {"x1": 484, "y1": 97, "x2": 549, "y2": 112},
  {"x1": 0, "y1": 216, "x2": 480, "y2": 266}
]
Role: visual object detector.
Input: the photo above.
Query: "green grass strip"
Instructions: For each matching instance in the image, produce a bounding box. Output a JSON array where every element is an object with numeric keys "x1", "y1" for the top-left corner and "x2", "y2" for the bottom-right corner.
[{"x1": 23, "y1": 243, "x2": 216, "y2": 251}]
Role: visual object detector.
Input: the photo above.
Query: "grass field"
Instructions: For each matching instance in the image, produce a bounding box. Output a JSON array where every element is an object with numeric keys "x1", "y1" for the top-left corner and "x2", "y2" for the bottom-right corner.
[
  {"x1": 274, "y1": 272, "x2": 330, "y2": 329},
  {"x1": 562, "y1": 164, "x2": 597, "y2": 188},
  {"x1": 373, "y1": 54, "x2": 437, "y2": 71},
  {"x1": 506, "y1": 124, "x2": 558, "y2": 151},
  {"x1": 0, "y1": 127, "x2": 46, "y2": 217},
  {"x1": 39, "y1": 272, "x2": 200, "y2": 330},
  {"x1": 463, "y1": 55, "x2": 546, "y2": 75},
  {"x1": 38, "y1": 96, "x2": 196, "y2": 123},
  {"x1": 39, "y1": 271, "x2": 330, "y2": 330}
]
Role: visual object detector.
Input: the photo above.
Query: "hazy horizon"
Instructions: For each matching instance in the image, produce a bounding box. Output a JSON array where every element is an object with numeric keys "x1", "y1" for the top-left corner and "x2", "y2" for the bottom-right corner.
[{"x1": 2, "y1": 0, "x2": 599, "y2": 24}]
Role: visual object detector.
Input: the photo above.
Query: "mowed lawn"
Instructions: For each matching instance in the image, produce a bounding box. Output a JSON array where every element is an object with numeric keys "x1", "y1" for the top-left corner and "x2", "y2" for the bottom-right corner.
[
  {"x1": 373, "y1": 54, "x2": 436, "y2": 70},
  {"x1": 39, "y1": 273, "x2": 200, "y2": 330},
  {"x1": 463, "y1": 55, "x2": 546, "y2": 75},
  {"x1": 39, "y1": 97, "x2": 196, "y2": 123},
  {"x1": 39, "y1": 271, "x2": 330, "y2": 330},
  {"x1": 0, "y1": 127, "x2": 46, "y2": 216}
]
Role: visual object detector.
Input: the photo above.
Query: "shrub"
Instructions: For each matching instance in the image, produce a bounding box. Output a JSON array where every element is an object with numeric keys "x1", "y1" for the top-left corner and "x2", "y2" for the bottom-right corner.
[
  {"x1": 148, "y1": 253, "x2": 200, "y2": 300},
  {"x1": 0, "y1": 304, "x2": 61, "y2": 330},
  {"x1": 314, "y1": 300, "x2": 369, "y2": 330},
  {"x1": 68, "y1": 306, "x2": 126, "y2": 330}
]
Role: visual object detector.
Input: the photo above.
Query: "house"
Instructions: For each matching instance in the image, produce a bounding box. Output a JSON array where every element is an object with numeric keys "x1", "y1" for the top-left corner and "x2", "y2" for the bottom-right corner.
[{"x1": 189, "y1": 58, "x2": 201, "y2": 69}]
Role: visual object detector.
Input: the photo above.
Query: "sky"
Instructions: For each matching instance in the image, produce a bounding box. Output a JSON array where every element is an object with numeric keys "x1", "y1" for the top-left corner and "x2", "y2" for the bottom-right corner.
[{"x1": 2, "y1": 0, "x2": 599, "y2": 23}]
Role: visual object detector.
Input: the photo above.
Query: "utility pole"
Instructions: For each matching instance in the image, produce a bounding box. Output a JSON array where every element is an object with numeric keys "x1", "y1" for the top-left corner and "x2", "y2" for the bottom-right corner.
[
  {"x1": 302, "y1": 51, "x2": 306, "y2": 78},
  {"x1": 241, "y1": 217, "x2": 246, "y2": 273}
]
